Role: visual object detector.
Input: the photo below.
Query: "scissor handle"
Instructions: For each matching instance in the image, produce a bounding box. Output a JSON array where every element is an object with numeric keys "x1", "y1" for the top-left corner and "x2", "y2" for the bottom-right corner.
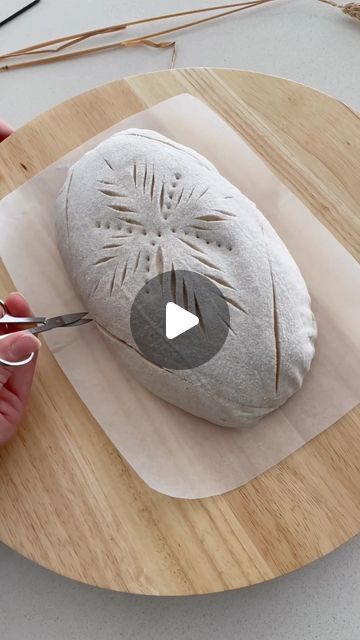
[
  {"x1": 0, "y1": 333, "x2": 35, "y2": 367},
  {"x1": 0, "y1": 299, "x2": 11, "y2": 334},
  {"x1": 0, "y1": 301, "x2": 35, "y2": 367}
]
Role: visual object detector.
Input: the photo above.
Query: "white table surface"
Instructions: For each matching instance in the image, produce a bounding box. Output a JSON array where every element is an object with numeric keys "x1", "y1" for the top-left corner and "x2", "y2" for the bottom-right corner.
[{"x1": 0, "y1": 1, "x2": 359, "y2": 638}]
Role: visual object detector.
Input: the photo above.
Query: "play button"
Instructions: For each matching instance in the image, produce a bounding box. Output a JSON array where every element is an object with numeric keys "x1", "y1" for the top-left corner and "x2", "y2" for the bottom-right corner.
[
  {"x1": 166, "y1": 302, "x2": 199, "y2": 340},
  {"x1": 130, "y1": 270, "x2": 230, "y2": 370}
]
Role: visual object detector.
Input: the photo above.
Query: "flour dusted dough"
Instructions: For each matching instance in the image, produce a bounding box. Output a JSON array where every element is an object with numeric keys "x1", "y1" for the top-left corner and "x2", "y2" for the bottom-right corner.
[{"x1": 55, "y1": 129, "x2": 317, "y2": 427}]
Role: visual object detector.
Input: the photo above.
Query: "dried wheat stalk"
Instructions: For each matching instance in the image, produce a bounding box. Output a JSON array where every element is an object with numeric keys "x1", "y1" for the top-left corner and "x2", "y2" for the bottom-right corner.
[
  {"x1": 0, "y1": 2, "x2": 263, "y2": 59},
  {"x1": 318, "y1": 1, "x2": 360, "y2": 20},
  {"x1": 0, "y1": 0, "x2": 274, "y2": 72}
]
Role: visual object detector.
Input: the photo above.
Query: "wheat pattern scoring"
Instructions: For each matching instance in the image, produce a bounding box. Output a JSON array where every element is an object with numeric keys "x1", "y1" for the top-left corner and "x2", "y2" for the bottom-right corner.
[{"x1": 90, "y1": 158, "x2": 245, "y2": 314}]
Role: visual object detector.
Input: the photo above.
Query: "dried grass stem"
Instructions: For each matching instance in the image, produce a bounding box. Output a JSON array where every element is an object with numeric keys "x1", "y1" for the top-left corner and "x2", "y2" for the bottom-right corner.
[{"x1": 0, "y1": 0, "x2": 274, "y2": 72}]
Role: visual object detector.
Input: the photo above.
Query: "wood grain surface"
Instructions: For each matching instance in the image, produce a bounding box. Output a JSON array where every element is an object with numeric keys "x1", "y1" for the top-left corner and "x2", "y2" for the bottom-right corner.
[{"x1": 0, "y1": 68, "x2": 359, "y2": 596}]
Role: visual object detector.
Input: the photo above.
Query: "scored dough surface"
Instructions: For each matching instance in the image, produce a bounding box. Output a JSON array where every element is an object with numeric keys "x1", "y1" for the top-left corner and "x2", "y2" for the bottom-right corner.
[{"x1": 55, "y1": 129, "x2": 317, "y2": 427}]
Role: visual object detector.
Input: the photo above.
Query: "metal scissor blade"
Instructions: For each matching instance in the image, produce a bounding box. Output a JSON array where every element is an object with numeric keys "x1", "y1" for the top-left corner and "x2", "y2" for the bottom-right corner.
[
  {"x1": 28, "y1": 312, "x2": 91, "y2": 335},
  {"x1": 46, "y1": 312, "x2": 90, "y2": 329},
  {"x1": 67, "y1": 318, "x2": 93, "y2": 328}
]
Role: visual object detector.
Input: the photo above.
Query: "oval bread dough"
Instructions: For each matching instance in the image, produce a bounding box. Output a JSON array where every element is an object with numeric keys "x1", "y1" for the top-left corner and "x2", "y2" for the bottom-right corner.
[{"x1": 55, "y1": 129, "x2": 317, "y2": 427}]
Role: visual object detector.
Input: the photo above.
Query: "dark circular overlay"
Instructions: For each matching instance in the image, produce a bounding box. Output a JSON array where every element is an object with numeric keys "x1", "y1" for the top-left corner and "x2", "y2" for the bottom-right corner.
[{"x1": 130, "y1": 270, "x2": 230, "y2": 370}]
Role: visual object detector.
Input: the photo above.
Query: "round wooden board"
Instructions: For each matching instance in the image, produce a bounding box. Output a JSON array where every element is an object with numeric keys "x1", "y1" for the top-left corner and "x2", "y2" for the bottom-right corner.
[{"x1": 0, "y1": 68, "x2": 359, "y2": 596}]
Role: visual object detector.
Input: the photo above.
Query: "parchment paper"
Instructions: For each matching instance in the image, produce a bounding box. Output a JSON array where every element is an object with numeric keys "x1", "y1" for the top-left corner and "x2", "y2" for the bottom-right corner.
[{"x1": 0, "y1": 94, "x2": 359, "y2": 499}]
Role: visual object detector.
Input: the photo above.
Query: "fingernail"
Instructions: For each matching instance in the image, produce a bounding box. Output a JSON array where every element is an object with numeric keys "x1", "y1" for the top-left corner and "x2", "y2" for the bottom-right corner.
[
  {"x1": 9, "y1": 291, "x2": 26, "y2": 301},
  {"x1": 10, "y1": 334, "x2": 41, "y2": 360}
]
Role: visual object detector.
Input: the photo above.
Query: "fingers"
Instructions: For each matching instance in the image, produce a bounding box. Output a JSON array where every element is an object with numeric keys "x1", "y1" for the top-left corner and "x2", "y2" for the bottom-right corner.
[
  {"x1": 0, "y1": 331, "x2": 41, "y2": 384},
  {"x1": 0, "y1": 119, "x2": 14, "y2": 143},
  {"x1": 1, "y1": 293, "x2": 41, "y2": 401},
  {"x1": 4, "y1": 291, "x2": 32, "y2": 316},
  {"x1": 0, "y1": 293, "x2": 41, "y2": 445},
  {"x1": 0, "y1": 402, "x2": 19, "y2": 444},
  {"x1": 1, "y1": 292, "x2": 32, "y2": 336},
  {"x1": 1, "y1": 331, "x2": 41, "y2": 362},
  {"x1": 0, "y1": 332, "x2": 41, "y2": 445}
]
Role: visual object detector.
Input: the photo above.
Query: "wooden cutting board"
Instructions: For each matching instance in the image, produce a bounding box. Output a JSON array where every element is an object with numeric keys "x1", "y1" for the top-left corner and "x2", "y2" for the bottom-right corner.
[{"x1": 0, "y1": 68, "x2": 359, "y2": 596}]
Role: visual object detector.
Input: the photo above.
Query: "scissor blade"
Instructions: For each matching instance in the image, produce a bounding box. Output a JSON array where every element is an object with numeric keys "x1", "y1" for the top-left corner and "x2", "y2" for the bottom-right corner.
[
  {"x1": 45, "y1": 312, "x2": 89, "y2": 329},
  {"x1": 29, "y1": 313, "x2": 92, "y2": 335},
  {"x1": 68, "y1": 318, "x2": 93, "y2": 328}
]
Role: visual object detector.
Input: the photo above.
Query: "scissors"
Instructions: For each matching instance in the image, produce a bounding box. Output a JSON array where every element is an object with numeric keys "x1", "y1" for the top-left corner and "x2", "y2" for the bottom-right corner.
[{"x1": 0, "y1": 299, "x2": 92, "y2": 367}]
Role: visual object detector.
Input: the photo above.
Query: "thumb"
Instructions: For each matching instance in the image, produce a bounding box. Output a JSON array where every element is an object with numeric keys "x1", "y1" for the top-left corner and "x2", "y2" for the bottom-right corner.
[{"x1": 0, "y1": 332, "x2": 41, "y2": 385}]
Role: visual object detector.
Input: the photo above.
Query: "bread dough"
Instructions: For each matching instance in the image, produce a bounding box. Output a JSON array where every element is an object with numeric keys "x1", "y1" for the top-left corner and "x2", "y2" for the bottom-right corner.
[{"x1": 55, "y1": 129, "x2": 317, "y2": 427}]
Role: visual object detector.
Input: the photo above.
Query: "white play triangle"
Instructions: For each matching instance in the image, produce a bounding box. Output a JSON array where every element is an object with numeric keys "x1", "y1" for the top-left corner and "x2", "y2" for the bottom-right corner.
[{"x1": 165, "y1": 302, "x2": 199, "y2": 340}]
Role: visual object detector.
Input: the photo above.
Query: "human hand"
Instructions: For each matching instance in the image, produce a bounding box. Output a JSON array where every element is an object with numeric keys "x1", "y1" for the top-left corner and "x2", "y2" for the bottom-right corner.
[
  {"x1": 0, "y1": 293, "x2": 41, "y2": 445},
  {"x1": 0, "y1": 119, "x2": 13, "y2": 143}
]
